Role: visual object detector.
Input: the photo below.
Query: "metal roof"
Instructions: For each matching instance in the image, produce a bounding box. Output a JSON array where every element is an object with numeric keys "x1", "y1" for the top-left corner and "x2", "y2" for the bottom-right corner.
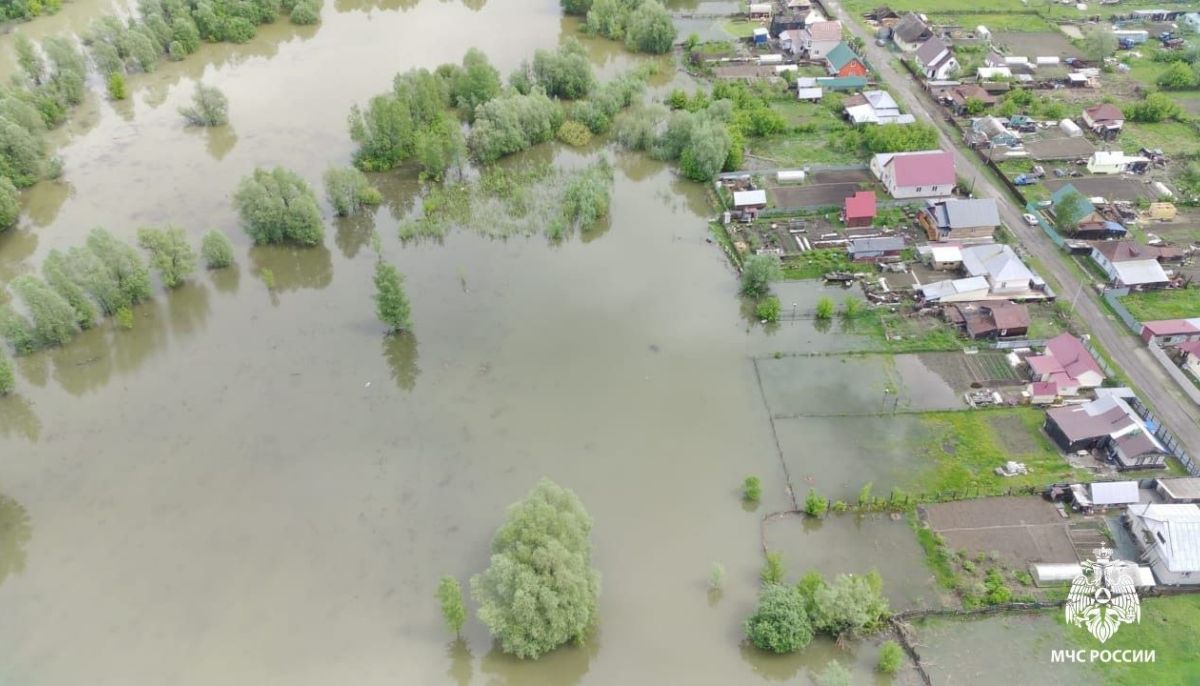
[
  {"x1": 1113, "y1": 259, "x2": 1169, "y2": 286},
  {"x1": 1129, "y1": 503, "x2": 1200, "y2": 573},
  {"x1": 1090, "y1": 481, "x2": 1140, "y2": 506},
  {"x1": 943, "y1": 198, "x2": 1000, "y2": 228}
]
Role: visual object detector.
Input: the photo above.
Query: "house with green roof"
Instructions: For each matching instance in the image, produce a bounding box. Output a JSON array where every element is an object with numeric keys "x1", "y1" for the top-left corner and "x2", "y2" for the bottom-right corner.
[{"x1": 825, "y1": 42, "x2": 868, "y2": 78}]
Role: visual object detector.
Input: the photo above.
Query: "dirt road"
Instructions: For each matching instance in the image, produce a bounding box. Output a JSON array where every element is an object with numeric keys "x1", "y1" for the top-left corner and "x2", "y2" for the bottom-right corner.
[{"x1": 823, "y1": 0, "x2": 1200, "y2": 455}]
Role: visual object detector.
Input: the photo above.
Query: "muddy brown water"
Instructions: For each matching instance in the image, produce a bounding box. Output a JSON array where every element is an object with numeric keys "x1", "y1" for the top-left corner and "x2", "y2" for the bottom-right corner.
[{"x1": 0, "y1": 2, "x2": 1101, "y2": 684}]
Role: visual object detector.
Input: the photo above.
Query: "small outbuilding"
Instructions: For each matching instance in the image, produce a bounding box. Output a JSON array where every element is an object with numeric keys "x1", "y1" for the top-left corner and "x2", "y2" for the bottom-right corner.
[
  {"x1": 732, "y1": 189, "x2": 767, "y2": 210},
  {"x1": 842, "y1": 191, "x2": 877, "y2": 227},
  {"x1": 849, "y1": 236, "x2": 905, "y2": 262}
]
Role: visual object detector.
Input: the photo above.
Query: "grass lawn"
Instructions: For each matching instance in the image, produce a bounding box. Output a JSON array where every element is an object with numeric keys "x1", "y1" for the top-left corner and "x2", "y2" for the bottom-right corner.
[
  {"x1": 781, "y1": 248, "x2": 875, "y2": 280},
  {"x1": 1122, "y1": 120, "x2": 1200, "y2": 157},
  {"x1": 749, "y1": 101, "x2": 864, "y2": 167},
  {"x1": 907, "y1": 408, "x2": 1090, "y2": 498},
  {"x1": 925, "y1": 13, "x2": 1055, "y2": 32},
  {"x1": 1120, "y1": 287, "x2": 1200, "y2": 321},
  {"x1": 1068, "y1": 594, "x2": 1200, "y2": 686},
  {"x1": 848, "y1": 308, "x2": 967, "y2": 353},
  {"x1": 721, "y1": 19, "x2": 758, "y2": 39}
]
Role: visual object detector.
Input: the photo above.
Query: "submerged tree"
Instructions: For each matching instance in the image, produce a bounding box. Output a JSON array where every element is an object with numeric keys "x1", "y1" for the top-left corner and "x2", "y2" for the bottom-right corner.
[
  {"x1": 9, "y1": 275, "x2": 79, "y2": 348},
  {"x1": 179, "y1": 83, "x2": 229, "y2": 126},
  {"x1": 740, "y1": 254, "x2": 781, "y2": 299},
  {"x1": 42, "y1": 249, "x2": 97, "y2": 329},
  {"x1": 624, "y1": 0, "x2": 676, "y2": 54},
  {"x1": 324, "y1": 167, "x2": 383, "y2": 216},
  {"x1": 806, "y1": 571, "x2": 890, "y2": 638},
  {"x1": 201, "y1": 230, "x2": 235, "y2": 269},
  {"x1": 234, "y1": 167, "x2": 324, "y2": 246},
  {"x1": 373, "y1": 260, "x2": 412, "y2": 333},
  {"x1": 137, "y1": 226, "x2": 197, "y2": 288},
  {"x1": 471, "y1": 479, "x2": 600, "y2": 659},
  {"x1": 450, "y1": 48, "x2": 501, "y2": 120},
  {"x1": 436, "y1": 576, "x2": 467, "y2": 637},
  {"x1": 85, "y1": 228, "x2": 153, "y2": 307},
  {"x1": 0, "y1": 177, "x2": 18, "y2": 231},
  {"x1": 0, "y1": 350, "x2": 13, "y2": 395},
  {"x1": 745, "y1": 584, "x2": 813, "y2": 654},
  {"x1": 529, "y1": 38, "x2": 595, "y2": 100}
]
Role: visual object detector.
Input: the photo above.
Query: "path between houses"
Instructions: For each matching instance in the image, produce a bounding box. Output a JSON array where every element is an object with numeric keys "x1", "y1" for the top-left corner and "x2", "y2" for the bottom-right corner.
[{"x1": 820, "y1": 0, "x2": 1200, "y2": 456}]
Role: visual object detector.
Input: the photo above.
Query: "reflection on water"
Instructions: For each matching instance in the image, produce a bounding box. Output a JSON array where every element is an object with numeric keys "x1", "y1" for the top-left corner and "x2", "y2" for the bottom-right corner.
[
  {"x1": 22, "y1": 179, "x2": 74, "y2": 228},
  {"x1": 166, "y1": 281, "x2": 212, "y2": 337},
  {"x1": 334, "y1": 213, "x2": 376, "y2": 259},
  {"x1": 381, "y1": 332, "x2": 419, "y2": 391},
  {"x1": 249, "y1": 245, "x2": 333, "y2": 292},
  {"x1": 184, "y1": 123, "x2": 239, "y2": 161},
  {"x1": 0, "y1": 492, "x2": 31, "y2": 584},
  {"x1": 14, "y1": 353, "x2": 48, "y2": 388},
  {"x1": 0, "y1": 229, "x2": 37, "y2": 283},
  {"x1": 0, "y1": 397, "x2": 41, "y2": 442},
  {"x1": 478, "y1": 630, "x2": 598, "y2": 686},
  {"x1": 209, "y1": 264, "x2": 241, "y2": 294},
  {"x1": 48, "y1": 299, "x2": 177, "y2": 396},
  {"x1": 445, "y1": 639, "x2": 472, "y2": 686}
]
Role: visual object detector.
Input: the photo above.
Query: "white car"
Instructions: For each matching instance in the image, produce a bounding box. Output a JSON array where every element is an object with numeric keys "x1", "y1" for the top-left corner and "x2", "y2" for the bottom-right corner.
[{"x1": 1023, "y1": 213, "x2": 1040, "y2": 225}]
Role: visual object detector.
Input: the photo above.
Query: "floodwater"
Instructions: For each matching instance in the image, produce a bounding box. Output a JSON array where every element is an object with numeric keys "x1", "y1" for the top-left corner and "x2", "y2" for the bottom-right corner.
[{"x1": 0, "y1": 1, "x2": 1098, "y2": 685}]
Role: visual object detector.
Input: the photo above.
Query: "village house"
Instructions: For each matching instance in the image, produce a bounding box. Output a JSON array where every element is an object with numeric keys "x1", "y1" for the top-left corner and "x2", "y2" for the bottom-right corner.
[
  {"x1": 918, "y1": 198, "x2": 1000, "y2": 243},
  {"x1": 920, "y1": 243, "x2": 1048, "y2": 303},
  {"x1": 825, "y1": 42, "x2": 868, "y2": 77},
  {"x1": 865, "y1": 6, "x2": 901, "y2": 27},
  {"x1": 848, "y1": 236, "x2": 905, "y2": 262},
  {"x1": 748, "y1": 2, "x2": 772, "y2": 20},
  {"x1": 891, "y1": 13, "x2": 932, "y2": 52},
  {"x1": 843, "y1": 90, "x2": 915, "y2": 125},
  {"x1": 1051, "y1": 185, "x2": 1127, "y2": 240},
  {"x1": 1156, "y1": 477, "x2": 1200, "y2": 504},
  {"x1": 1089, "y1": 241, "x2": 1170, "y2": 289},
  {"x1": 1044, "y1": 395, "x2": 1168, "y2": 469},
  {"x1": 732, "y1": 189, "x2": 767, "y2": 212},
  {"x1": 870, "y1": 149, "x2": 955, "y2": 199},
  {"x1": 798, "y1": 20, "x2": 844, "y2": 59},
  {"x1": 1086, "y1": 151, "x2": 1151, "y2": 175},
  {"x1": 945, "y1": 300, "x2": 1030, "y2": 339},
  {"x1": 1081, "y1": 103, "x2": 1124, "y2": 139},
  {"x1": 1127, "y1": 503, "x2": 1200, "y2": 585},
  {"x1": 842, "y1": 190, "x2": 876, "y2": 227},
  {"x1": 941, "y1": 84, "x2": 996, "y2": 115},
  {"x1": 1177, "y1": 341, "x2": 1200, "y2": 381},
  {"x1": 919, "y1": 244, "x2": 963, "y2": 270},
  {"x1": 971, "y1": 116, "x2": 1020, "y2": 148},
  {"x1": 1141, "y1": 319, "x2": 1200, "y2": 345},
  {"x1": 915, "y1": 37, "x2": 959, "y2": 80},
  {"x1": 918, "y1": 276, "x2": 991, "y2": 303},
  {"x1": 1026, "y1": 332, "x2": 1105, "y2": 396}
]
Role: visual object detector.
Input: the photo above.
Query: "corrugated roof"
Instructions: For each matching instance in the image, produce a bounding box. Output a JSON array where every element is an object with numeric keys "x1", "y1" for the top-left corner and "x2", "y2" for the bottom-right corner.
[
  {"x1": 1113, "y1": 259, "x2": 1169, "y2": 286},
  {"x1": 807, "y1": 20, "x2": 843, "y2": 41},
  {"x1": 892, "y1": 13, "x2": 931, "y2": 42},
  {"x1": 1085, "y1": 103, "x2": 1124, "y2": 124},
  {"x1": 916, "y1": 37, "x2": 949, "y2": 67},
  {"x1": 826, "y1": 42, "x2": 861, "y2": 71},
  {"x1": 733, "y1": 190, "x2": 767, "y2": 207},
  {"x1": 1129, "y1": 503, "x2": 1200, "y2": 572},
  {"x1": 943, "y1": 198, "x2": 999, "y2": 228},
  {"x1": 886, "y1": 150, "x2": 955, "y2": 188},
  {"x1": 961, "y1": 243, "x2": 1032, "y2": 283},
  {"x1": 844, "y1": 190, "x2": 876, "y2": 219},
  {"x1": 1142, "y1": 319, "x2": 1200, "y2": 336},
  {"x1": 850, "y1": 236, "x2": 904, "y2": 253},
  {"x1": 1045, "y1": 332, "x2": 1104, "y2": 381},
  {"x1": 1090, "y1": 481, "x2": 1140, "y2": 506}
]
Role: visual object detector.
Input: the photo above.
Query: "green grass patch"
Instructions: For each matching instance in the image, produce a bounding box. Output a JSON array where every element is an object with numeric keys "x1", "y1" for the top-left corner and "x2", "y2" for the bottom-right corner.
[
  {"x1": 909, "y1": 408, "x2": 1088, "y2": 498},
  {"x1": 1120, "y1": 287, "x2": 1200, "y2": 321},
  {"x1": 910, "y1": 512, "x2": 957, "y2": 590},
  {"x1": 850, "y1": 308, "x2": 968, "y2": 353},
  {"x1": 925, "y1": 12, "x2": 1055, "y2": 32},
  {"x1": 780, "y1": 249, "x2": 874, "y2": 280},
  {"x1": 1122, "y1": 120, "x2": 1200, "y2": 157},
  {"x1": 721, "y1": 19, "x2": 758, "y2": 39},
  {"x1": 1065, "y1": 594, "x2": 1200, "y2": 685}
]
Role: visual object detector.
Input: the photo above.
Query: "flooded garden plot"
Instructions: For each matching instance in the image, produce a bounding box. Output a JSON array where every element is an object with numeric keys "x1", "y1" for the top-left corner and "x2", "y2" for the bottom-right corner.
[
  {"x1": 764, "y1": 513, "x2": 949, "y2": 611},
  {"x1": 913, "y1": 614, "x2": 1099, "y2": 685},
  {"x1": 754, "y1": 353, "x2": 963, "y2": 416}
]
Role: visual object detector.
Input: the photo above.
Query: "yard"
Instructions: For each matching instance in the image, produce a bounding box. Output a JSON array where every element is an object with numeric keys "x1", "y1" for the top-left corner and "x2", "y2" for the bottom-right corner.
[
  {"x1": 1122, "y1": 120, "x2": 1200, "y2": 158},
  {"x1": 1069, "y1": 594, "x2": 1200, "y2": 686},
  {"x1": 929, "y1": 14, "x2": 1057, "y2": 33},
  {"x1": 766, "y1": 169, "x2": 878, "y2": 209},
  {"x1": 781, "y1": 248, "x2": 876, "y2": 280},
  {"x1": 1120, "y1": 287, "x2": 1200, "y2": 321}
]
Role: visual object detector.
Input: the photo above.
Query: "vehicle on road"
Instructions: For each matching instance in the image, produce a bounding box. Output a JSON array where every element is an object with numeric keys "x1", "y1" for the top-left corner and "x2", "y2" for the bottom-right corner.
[{"x1": 1023, "y1": 213, "x2": 1039, "y2": 226}]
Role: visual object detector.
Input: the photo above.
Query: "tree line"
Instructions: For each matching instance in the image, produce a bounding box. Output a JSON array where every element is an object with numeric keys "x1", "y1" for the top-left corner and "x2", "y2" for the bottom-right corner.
[{"x1": 562, "y1": 0, "x2": 677, "y2": 55}]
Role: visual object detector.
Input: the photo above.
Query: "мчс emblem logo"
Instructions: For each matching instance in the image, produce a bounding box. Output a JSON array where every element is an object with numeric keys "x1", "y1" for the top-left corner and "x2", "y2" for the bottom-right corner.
[{"x1": 1065, "y1": 547, "x2": 1141, "y2": 643}]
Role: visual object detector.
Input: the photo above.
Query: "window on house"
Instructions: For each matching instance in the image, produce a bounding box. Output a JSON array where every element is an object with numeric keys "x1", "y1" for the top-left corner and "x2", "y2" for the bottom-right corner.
[
  {"x1": 1157, "y1": 531, "x2": 1167, "y2": 544},
  {"x1": 916, "y1": 187, "x2": 923, "y2": 192}
]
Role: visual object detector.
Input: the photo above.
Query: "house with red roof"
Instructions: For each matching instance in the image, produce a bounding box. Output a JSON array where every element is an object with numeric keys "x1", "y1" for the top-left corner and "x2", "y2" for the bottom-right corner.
[
  {"x1": 842, "y1": 191, "x2": 876, "y2": 227},
  {"x1": 869, "y1": 150, "x2": 956, "y2": 199},
  {"x1": 1081, "y1": 103, "x2": 1124, "y2": 139},
  {"x1": 1024, "y1": 333, "x2": 1106, "y2": 397},
  {"x1": 1140, "y1": 318, "x2": 1200, "y2": 345}
]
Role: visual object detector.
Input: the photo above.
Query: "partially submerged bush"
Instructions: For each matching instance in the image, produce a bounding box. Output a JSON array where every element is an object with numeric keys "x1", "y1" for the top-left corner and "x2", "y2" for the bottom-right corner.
[
  {"x1": 137, "y1": 225, "x2": 196, "y2": 288},
  {"x1": 234, "y1": 167, "x2": 324, "y2": 246},
  {"x1": 745, "y1": 584, "x2": 813, "y2": 653},
  {"x1": 201, "y1": 230, "x2": 235, "y2": 269},
  {"x1": 324, "y1": 166, "x2": 382, "y2": 217},
  {"x1": 179, "y1": 83, "x2": 228, "y2": 126}
]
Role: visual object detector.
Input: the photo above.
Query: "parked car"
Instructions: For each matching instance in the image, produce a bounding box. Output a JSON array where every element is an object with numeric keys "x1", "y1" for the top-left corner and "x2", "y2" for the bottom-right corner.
[
  {"x1": 1036, "y1": 200, "x2": 1053, "y2": 208},
  {"x1": 1023, "y1": 213, "x2": 1039, "y2": 226}
]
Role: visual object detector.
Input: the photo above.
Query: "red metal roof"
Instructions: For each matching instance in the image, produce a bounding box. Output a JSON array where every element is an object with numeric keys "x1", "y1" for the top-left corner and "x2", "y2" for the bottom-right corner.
[
  {"x1": 888, "y1": 151, "x2": 955, "y2": 188},
  {"x1": 844, "y1": 191, "x2": 877, "y2": 219},
  {"x1": 1142, "y1": 319, "x2": 1200, "y2": 337},
  {"x1": 1045, "y1": 333, "x2": 1104, "y2": 381}
]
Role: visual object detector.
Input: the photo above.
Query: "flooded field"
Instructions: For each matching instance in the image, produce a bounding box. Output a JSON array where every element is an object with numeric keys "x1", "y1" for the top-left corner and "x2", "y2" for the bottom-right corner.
[
  {"x1": 0, "y1": 1, "x2": 1110, "y2": 684},
  {"x1": 916, "y1": 614, "x2": 1098, "y2": 685}
]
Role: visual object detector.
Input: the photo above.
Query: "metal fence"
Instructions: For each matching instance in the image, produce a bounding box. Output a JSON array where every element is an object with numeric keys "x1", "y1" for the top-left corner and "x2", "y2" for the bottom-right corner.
[
  {"x1": 1147, "y1": 341, "x2": 1200, "y2": 406},
  {"x1": 1126, "y1": 396, "x2": 1200, "y2": 477},
  {"x1": 992, "y1": 339, "x2": 1046, "y2": 350},
  {"x1": 1025, "y1": 201, "x2": 1067, "y2": 248},
  {"x1": 1101, "y1": 287, "x2": 1142, "y2": 334}
]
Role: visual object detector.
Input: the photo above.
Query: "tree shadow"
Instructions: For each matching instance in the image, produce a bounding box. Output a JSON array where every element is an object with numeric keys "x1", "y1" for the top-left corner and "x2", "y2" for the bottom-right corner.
[
  {"x1": 478, "y1": 628, "x2": 599, "y2": 686},
  {"x1": 0, "y1": 491, "x2": 31, "y2": 586},
  {"x1": 445, "y1": 638, "x2": 472, "y2": 686},
  {"x1": 0, "y1": 395, "x2": 41, "y2": 442},
  {"x1": 335, "y1": 212, "x2": 377, "y2": 259},
  {"x1": 381, "y1": 332, "x2": 420, "y2": 391}
]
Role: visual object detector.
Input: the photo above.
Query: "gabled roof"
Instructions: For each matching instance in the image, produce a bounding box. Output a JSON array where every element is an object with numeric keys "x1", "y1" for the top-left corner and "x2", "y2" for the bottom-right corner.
[
  {"x1": 826, "y1": 42, "x2": 861, "y2": 71},
  {"x1": 1128, "y1": 503, "x2": 1200, "y2": 572},
  {"x1": 1093, "y1": 240, "x2": 1157, "y2": 263},
  {"x1": 865, "y1": 90, "x2": 898, "y2": 110},
  {"x1": 961, "y1": 243, "x2": 1032, "y2": 283},
  {"x1": 1142, "y1": 318, "x2": 1200, "y2": 337},
  {"x1": 915, "y1": 37, "x2": 949, "y2": 67},
  {"x1": 844, "y1": 190, "x2": 877, "y2": 219},
  {"x1": 1045, "y1": 333, "x2": 1104, "y2": 381},
  {"x1": 919, "y1": 276, "x2": 989, "y2": 301},
  {"x1": 882, "y1": 150, "x2": 955, "y2": 188},
  {"x1": 1113, "y1": 259, "x2": 1169, "y2": 286},
  {"x1": 892, "y1": 13, "x2": 931, "y2": 42},
  {"x1": 807, "y1": 20, "x2": 843, "y2": 42},
  {"x1": 849, "y1": 236, "x2": 904, "y2": 253},
  {"x1": 943, "y1": 198, "x2": 999, "y2": 228},
  {"x1": 1046, "y1": 395, "x2": 1149, "y2": 444},
  {"x1": 1084, "y1": 103, "x2": 1125, "y2": 124}
]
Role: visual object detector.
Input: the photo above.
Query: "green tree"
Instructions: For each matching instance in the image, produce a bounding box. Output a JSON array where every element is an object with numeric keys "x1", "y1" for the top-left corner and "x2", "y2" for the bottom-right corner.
[
  {"x1": 804, "y1": 488, "x2": 827, "y2": 517},
  {"x1": 561, "y1": 160, "x2": 613, "y2": 231},
  {"x1": 679, "y1": 117, "x2": 730, "y2": 181},
  {"x1": 745, "y1": 584, "x2": 813, "y2": 654},
  {"x1": 586, "y1": 0, "x2": 631, "y2": 40},
  {"x1": 0, "y1": 117, "x2": 47, "y2": 188},
  {"x1": 739, "y1": 254, "x2": 781, "y2": 299},
  {"x1": 468, "y1": 91, "x2": 564, "y2": 163},
  {"x1": 561, "y1": 0, "x2": 592, "y2": 15},
  {"x1": 451, "y1": 48, "x2": 501, "y2": 120},
  {"x1": 1157, "y1": 61, "x2": 1199, "y2": 90},
  {"x1": 0, "y1": 177, "x2": 18, "y2": 231},
  {"x1": 324, "y1": 167, "x2": 382, "y2": 216},
  {"x1": 863, "y1": 122, "x2": 938, "y2": 153},
  {"x1": 815, "y1": 297, "x2": 834, "y2": 320},
  {"x1": 137, "y1": 226, "x2": 197, "y2": 288},
  {"x1": 808, "y1": 571, "x2": 890, "y2": 637},
  {"x1": 10, "y1": 275, "x2": 79, "y2": 348},
  {"x1": 743, "y1": 475, "x2": 762, "y2": 502},
  {"x1": 964, "y1": 96, "x2": 987, "y2": 115},
  {"x1": 201, "y1": 230, "x2": 235, "y2": 269},
  {"x1": 877, "y1": 639, "x2": 904, "y2": 674},
  {"x1": 1082, "y1": 27, "x2": 1117, "y2": 63},
  {"x1": 86, "y1": 228, "x2": 153, "y2": 309},
  {"x1": 1053, "y1": 190, "x2": 1085, "y2": 233},
  {"x1": 624, "y1": 0, "x2": 676, "y2": 54},
  {"x1": 531, "y1": 39, "x2": 595, "y2": 100},
  {"x1": 858, "y1": 482, "x2": 873, "y2": 507},
  {"x1": 0, "y1": 350, "x2": 13, "y2": 395},
  {"x1": 756, "y1": 295, "x2": 781, "y2": 323},
  {"x1": 436, "y1": 575, "x2": 467, "y2": 637},
  {"x1": 289, "y1": 0, "x2": 321, "y2": 24},
  {"x1": 709, "y1": 562, "x2": 726, "y2": 591},
  {"x1": 841, "y1": 296, "x2": 864, "y2": 320},
  {"x1": 1126, "y1": 92, "x2": 1182, "y2": 123},
  {"x1": 761, "y1": 551, "x2": 785, "y2": 585},
  {"x1": 471, "y1": 479, "x2": 600, "y2": 659},
  {"x1": 179, "y1": 83, "x2": 228, "y2": 126},
  {"x1": 373, "y1": 260, "x2": 412, "y2": 333},
  {"x1": 234, "y1": 167, "x2": 324, "y2": 246},
  {"x1": 42, "y1": 249, "x2": 96, "y2": 329}
]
